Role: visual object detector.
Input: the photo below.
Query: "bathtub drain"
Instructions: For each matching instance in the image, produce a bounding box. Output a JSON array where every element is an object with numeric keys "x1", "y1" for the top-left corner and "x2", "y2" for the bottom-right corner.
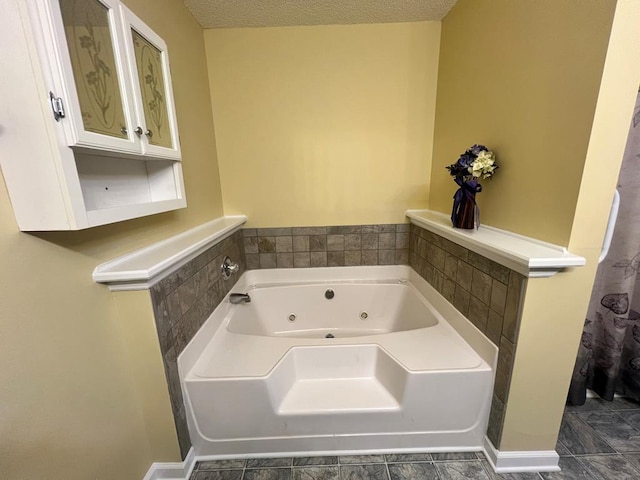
[{"x1": 288, "y1": 314, "x2": 296, "y2": 322}]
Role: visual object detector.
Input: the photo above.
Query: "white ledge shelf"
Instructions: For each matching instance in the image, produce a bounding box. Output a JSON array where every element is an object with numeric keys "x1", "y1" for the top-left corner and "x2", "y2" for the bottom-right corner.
[
  {"x1": 405, "y1": 210, "x2": 585, "y2": 278},
  {"x1": 93, "y1": 215, "x2": 247, "y2": 291}
]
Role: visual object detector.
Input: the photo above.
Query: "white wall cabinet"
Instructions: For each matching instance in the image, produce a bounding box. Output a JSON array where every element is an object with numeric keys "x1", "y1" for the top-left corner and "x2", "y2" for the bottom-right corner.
[{"x1": 0, "y1": 0, "x2": 186, "y2": 231}]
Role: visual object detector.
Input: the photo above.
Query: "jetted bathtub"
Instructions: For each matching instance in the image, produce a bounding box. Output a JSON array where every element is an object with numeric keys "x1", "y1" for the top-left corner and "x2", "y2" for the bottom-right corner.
[{"x1": 178, "y1": 265, "x2": 498, "y2": 458}]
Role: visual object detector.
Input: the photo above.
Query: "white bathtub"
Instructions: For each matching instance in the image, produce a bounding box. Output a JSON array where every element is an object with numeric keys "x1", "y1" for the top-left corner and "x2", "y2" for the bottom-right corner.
[
  {"x1": 227, "y1": 281, "x2": 438, "y2": 338},
  {"x1": 179, "y1": 266, "x2": 498, "y2": 458}
]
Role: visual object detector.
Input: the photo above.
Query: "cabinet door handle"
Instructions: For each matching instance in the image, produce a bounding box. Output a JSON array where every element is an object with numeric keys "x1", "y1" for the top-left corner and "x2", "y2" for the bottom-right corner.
[
  {"x1": 145, "y1": 129, "x2": 153, "y2": 138},
  {"x1": 121, "y1": 126, "x2": 127, "y2": 135},
  {"x1": 134, "y1": 126, "x2": 143, "y2": 136}
]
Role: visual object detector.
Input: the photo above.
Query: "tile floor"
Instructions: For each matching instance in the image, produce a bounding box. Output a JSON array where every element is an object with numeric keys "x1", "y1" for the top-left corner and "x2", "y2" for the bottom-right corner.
[
  {"x1": 556, "y1": 396, "x2": 640, "y2": 479},
  {"x1": 190, "y1": 397, "x2": 640, "y2": 480}
]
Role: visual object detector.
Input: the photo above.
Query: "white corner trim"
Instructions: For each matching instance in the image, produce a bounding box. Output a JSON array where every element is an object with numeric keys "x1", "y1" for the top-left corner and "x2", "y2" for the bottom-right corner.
[
  {"x1": 483, "y1": 436, "x2": 560, "y2": 473},
  {"x1": 93, "y1": 215, "x2": 247, "y2": 291},
  {"x1": 143, "y1": 448, "x2": 196, "y2": 480},
  {"x1": 405, "y1": 209, "x2": 585, "y2": 278}
]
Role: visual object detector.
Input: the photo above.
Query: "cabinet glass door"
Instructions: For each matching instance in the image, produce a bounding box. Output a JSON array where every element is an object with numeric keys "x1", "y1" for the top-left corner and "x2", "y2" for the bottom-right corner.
[
  {"x1": 121, "y1": 5, "x2": 181, "y2": 160},
  {"x1": 131, "y1": 30, "x2": 172, "y2": 149},
  {"x1": 59, "y1": 0, "x2": 127, "y2": 139}
]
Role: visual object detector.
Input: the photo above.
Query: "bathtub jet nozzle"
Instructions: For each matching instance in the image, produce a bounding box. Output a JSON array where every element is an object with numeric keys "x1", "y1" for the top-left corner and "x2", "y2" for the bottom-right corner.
[{"x1": 230, "y1": 293, "x2": 251, "y2": 304}]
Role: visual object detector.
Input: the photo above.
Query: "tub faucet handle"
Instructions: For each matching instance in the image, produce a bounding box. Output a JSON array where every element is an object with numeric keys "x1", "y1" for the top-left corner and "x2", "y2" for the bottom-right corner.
[{"x1": 221, "y1": 256, "x2": 239, "y2": 280}]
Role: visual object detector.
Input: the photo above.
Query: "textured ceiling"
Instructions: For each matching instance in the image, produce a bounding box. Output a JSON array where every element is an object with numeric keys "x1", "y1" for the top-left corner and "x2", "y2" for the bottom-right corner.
[{"x1": 184, "y1": 0, "x2": 458, "y2": 29}]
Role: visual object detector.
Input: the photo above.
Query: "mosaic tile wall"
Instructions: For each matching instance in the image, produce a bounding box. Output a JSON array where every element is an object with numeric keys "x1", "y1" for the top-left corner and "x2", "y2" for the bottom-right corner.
[
  {"x1": 242, "y1": 224, "x2": 410, "y2": 269},
  {"x1": 149, "y1": 230, "x2": 245, "y2": 459},
  {"x1": 408, "y1": 223, "x2": 527, "y2": 449}
]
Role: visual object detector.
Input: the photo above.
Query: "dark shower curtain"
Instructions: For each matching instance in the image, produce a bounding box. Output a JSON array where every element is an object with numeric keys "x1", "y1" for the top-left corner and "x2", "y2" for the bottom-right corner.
[{"x1": 568, "y1": 90, "x2": 640, "y2": 405}]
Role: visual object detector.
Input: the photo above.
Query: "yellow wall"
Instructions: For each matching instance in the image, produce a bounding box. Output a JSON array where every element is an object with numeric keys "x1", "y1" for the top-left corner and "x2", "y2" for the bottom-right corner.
[
  {"x1": 0, "y1": 0, "x2": 223, "y2": 477},
  {"x1": 433, "y1": 0, "x2": 640, "y2": 453},
  {"x1": 205, "y1": 22, "x2": 440, "y2": 227},
  {"x1": 501, "y1": 0, "x2": 640, "y2": 451},
  {"x1": 2, "y1": 1, "x2": 635, "y2": 477},
  {"x1": 112, "y1": 291, "x2": 179, "y2": 461},
  {"x1": 430, "y1": 0, "x2": 616, "y2": 246}
]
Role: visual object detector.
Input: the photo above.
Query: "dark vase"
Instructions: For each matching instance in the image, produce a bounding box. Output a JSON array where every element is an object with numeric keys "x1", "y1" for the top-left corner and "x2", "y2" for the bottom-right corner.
[
  {"x1": 451, "y1": 179, "x2": 481, "y2": 229},
  {"x1": 452, "y1": 192, "x2": 477, "y2": 229}
]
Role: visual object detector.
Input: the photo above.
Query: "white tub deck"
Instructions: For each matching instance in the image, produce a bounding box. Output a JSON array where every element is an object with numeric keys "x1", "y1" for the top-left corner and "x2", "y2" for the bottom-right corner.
[{"x1": 179, "y1": 266, "x2": 498, "y2": 457}]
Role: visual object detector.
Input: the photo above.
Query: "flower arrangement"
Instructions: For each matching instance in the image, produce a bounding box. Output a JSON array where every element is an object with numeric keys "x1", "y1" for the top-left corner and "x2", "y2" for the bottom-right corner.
[{"x1": 446, "y1": 144, "x2": 498, "y2": 229}]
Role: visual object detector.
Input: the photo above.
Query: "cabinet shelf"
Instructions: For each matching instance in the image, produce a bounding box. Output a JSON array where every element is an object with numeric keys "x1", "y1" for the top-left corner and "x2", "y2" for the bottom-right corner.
[{"x1": 77, "y1": 153, "x2": 186, "y2": 228}]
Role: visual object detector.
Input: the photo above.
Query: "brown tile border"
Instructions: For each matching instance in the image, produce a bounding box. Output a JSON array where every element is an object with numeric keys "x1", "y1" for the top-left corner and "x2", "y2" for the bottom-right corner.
[
  {"x1": 409, "y1": 223, "x2": 527, "y2": 449},
  {"x1": 149, "y1": 230, "x2": 245, "y2": 459},
  {"x1": 244, "y1": 224, "x2": 410, "y2": 269}
]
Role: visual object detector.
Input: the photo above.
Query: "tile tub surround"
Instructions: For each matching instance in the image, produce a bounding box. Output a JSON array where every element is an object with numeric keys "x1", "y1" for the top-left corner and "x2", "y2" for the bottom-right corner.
[
  {"x1": 150, "y1": 230, "x2": 246, "y2": 458},
  {"x1": 242, "y1": 224, "x2": 410, "y2": 269},
  {"x1": 409, "y1": 223, "x2": 527, "y2": 449}
]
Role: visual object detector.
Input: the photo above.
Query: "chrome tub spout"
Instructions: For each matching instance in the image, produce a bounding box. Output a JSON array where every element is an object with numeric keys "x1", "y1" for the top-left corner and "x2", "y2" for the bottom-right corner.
[{"x1": 230, "y1": 293, "x2": 251, "y2": 304}]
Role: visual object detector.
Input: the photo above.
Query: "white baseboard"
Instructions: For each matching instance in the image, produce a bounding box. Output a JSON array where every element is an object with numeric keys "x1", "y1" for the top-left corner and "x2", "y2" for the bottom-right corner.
[
  {"x1": 483, "y1": 437, "x2": 560, "y2": 473},
  {"x1": 144, "y1": 439, "x2": 561, "y2": 478},
  {"x1": 143, "y1": 448, "x2": 196, "y2": 480}
]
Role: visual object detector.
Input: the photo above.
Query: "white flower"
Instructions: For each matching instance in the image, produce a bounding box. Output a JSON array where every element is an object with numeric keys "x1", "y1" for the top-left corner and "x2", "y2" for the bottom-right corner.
[{"x1": 470, "y1": 151, "x2": 496, "y2": 179}]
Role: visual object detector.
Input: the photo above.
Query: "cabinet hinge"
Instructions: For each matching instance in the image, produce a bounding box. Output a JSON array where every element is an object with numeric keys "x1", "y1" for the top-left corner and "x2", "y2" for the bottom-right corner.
[{"x1": 49, "y1": 92, "x2": 65, "y2": 121}]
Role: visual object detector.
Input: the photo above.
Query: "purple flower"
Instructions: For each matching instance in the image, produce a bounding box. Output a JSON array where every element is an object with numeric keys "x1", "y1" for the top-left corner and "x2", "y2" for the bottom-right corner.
[
  {"x1": 468, "y1": 144, "x2": 488, "y2": 156},
  {"x1": 446, "y1": 153, "x2": 474, "y2": 177},
  {"x1": 446, "y1": 162, "x2": 468, "y2": 177},
  {"x1": 446, "y1": 143, "x2": 498, "y2": 181},
  {"x1": 458, "y1": 153, "x2": 475, "y2": 169}
]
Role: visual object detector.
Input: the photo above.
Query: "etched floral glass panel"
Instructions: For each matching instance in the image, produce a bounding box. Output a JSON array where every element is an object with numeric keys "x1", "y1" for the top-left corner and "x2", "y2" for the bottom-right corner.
[
  {"x1": 132, "y1": 30, "x2": 172, "y2": 148},
  {"x1": 59, "y1": 0, "x2": 127, "y2": 138}
]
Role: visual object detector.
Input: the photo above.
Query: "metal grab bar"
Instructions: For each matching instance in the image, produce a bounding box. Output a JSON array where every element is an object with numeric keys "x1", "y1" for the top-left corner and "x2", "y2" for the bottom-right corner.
[{"x1": 599, "y1": 188, "x2": 620, "y2": 264}]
